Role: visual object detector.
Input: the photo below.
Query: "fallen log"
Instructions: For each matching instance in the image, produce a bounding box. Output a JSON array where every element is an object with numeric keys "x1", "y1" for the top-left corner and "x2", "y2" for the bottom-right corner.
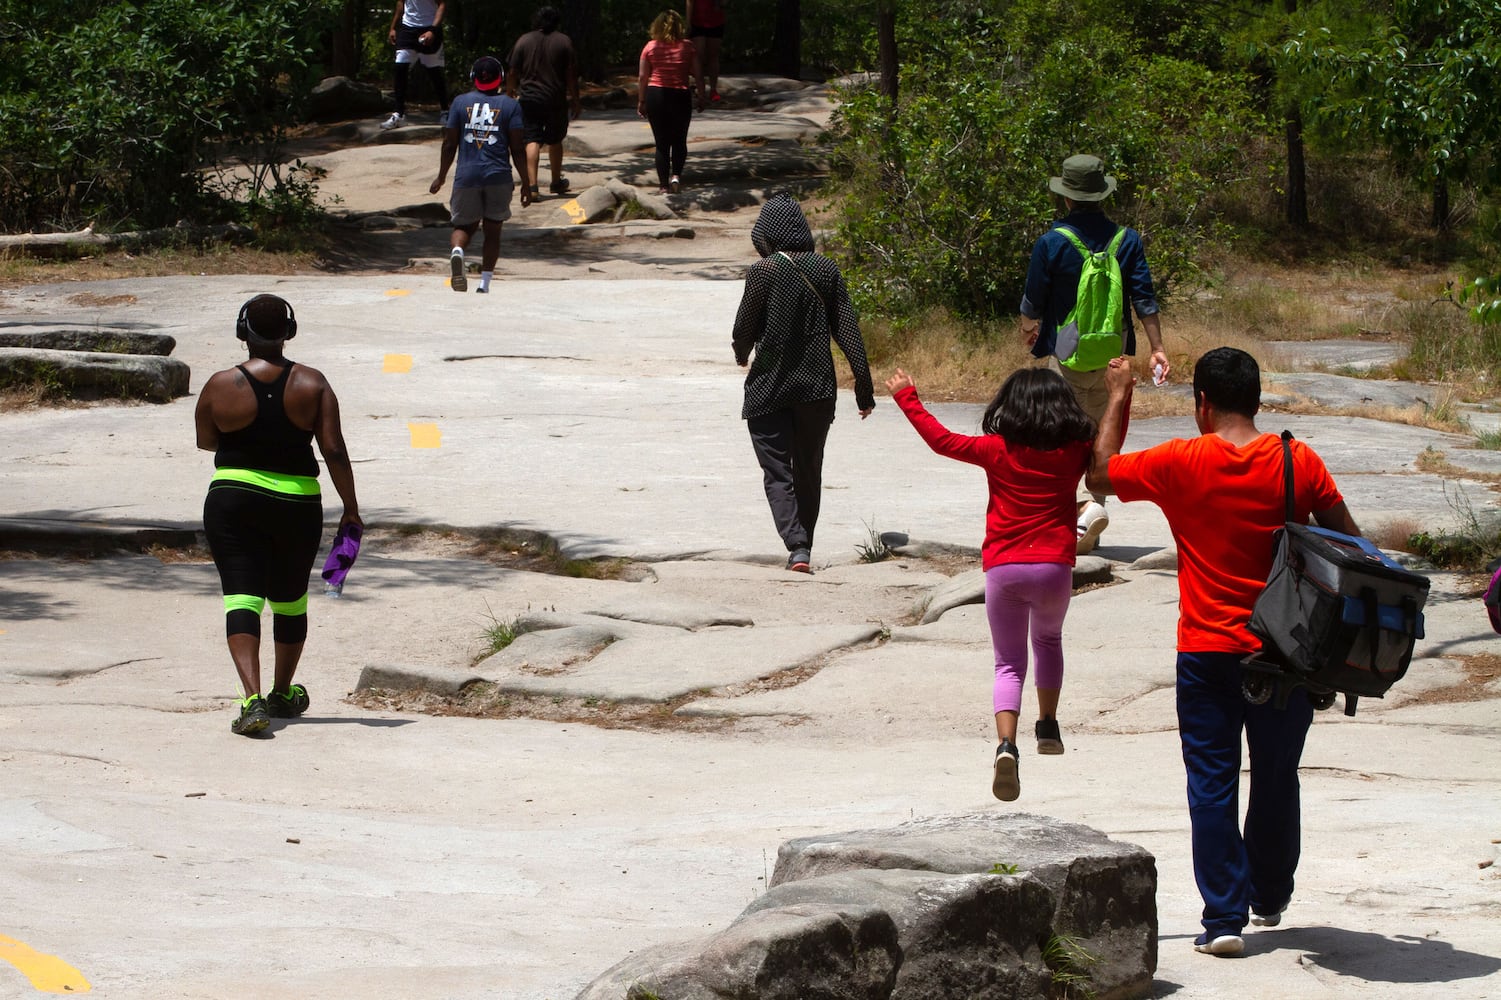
[{"x1": 0, "y1": 223, "x2": 254, "y2": 258}]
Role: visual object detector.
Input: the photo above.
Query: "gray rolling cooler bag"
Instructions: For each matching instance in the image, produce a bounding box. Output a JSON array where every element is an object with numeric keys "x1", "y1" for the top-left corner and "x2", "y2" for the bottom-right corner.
[{"x1": 1242, "y1": 431, "x2": 1430, "y2": 715}]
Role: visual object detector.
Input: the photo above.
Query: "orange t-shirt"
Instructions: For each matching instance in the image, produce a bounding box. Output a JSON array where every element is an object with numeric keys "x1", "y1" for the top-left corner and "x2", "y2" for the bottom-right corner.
[{"x1": 1109, "y1": 432, "x2": 1343, "y2": 653}]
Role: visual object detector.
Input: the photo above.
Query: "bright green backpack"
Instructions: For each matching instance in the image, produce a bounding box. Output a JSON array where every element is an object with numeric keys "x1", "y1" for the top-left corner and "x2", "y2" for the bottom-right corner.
[{"x1": 1055, "y1": 225, "x2": 1126, "y2": 372}]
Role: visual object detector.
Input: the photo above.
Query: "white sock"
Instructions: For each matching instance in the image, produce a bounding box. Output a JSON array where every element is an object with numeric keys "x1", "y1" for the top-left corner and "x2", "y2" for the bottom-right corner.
[
  {"x1": 451, "y1": 247, "x2": 464, "y2": 258},
  {"x1": 480, "y1": 270, "x2": 493, "y2": 291}
]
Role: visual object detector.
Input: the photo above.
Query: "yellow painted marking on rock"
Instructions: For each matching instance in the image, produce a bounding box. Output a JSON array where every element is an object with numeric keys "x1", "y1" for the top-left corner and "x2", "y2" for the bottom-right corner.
[
  {"x1": 408, "y1": 423, "x2": 442, "y2": 449},
  {"x1": 562, "y1": 199, "x2": 587, "y2": 225},
  {"x1": 384, "y1": 289, "x2": 411, "y2": 297},
  {"x1": 0, "y1": 934, "x2": 91, "y2": 993},
  {"x1": 382, "y1": 354, "x2": 413, "y2": 374}
]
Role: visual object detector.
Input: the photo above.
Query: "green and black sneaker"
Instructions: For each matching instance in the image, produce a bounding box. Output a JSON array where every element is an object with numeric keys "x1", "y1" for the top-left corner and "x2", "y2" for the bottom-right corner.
[
  {"x1": 266, "y1": 684, "x2": 311, "y2": 719},
  {"x1": 231, "y1": 694, "x2": 271, "y2": 736}
]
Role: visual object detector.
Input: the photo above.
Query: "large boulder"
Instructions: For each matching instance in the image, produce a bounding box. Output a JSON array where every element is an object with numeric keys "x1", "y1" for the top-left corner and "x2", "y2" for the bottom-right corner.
[
  {"x1": 0, "y1": 348, "x2": 189, "y2": 401},
  {"x1": 578, "y1": 813, "x2": 1157, "y2": 1000},
  {"x1": 307, "y1": 75, "x2": 390, "y2": 120},
  {"x1": 576, "y1": 903, "x2": 902, "y2": 1000},
  {"x1": 772, "y1": 812, "x2": 1157, "y2": 1000}
]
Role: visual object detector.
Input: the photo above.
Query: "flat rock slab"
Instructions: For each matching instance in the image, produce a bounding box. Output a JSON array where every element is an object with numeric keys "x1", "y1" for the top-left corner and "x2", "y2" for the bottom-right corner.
[
  {"x1": 918, "y1": 558, "x2": 1113, "y2": 624},
  {"x1": 771, "y1": 812, "x2": 1157, "y2": 1000},
  {"x1": 1267, "y1": 340, "x2": 1405, "y2": 372},
  {"x1": 486, "y1": 622, "x2": 882, "y2": 702},
  {"x1": 1264, "y1": 370, "x2": 1440, "y2": 410},
  {"x1": 0, "y1": 347, "x2": 188, "y2": 401},
  {"x1": 0, "y1": 327, "x2": 176, "y2": 355}
]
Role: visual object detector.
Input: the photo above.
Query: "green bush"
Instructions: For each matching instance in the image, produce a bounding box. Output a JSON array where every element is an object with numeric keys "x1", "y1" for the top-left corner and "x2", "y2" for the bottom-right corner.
[
  {"x1": 827, "y1": 4, "x2": 1263, "y2": 323},
  {"x1": 0, "y1": 0, "x2": 332, "y2": 233}
]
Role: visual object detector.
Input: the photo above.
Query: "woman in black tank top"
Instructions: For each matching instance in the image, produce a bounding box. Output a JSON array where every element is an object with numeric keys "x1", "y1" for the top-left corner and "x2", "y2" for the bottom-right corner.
[{"x1": 194, "y1": 294, "x2": 361, "y2": 737}]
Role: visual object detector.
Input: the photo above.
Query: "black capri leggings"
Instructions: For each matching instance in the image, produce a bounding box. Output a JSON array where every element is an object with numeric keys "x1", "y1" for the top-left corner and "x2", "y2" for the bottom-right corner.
[
  {"x1": 203, "y1": 481, "x2": 323, "y2": 642},
  {"x1": 644, "y1": 85, "x2": 693, "y2": 188}
]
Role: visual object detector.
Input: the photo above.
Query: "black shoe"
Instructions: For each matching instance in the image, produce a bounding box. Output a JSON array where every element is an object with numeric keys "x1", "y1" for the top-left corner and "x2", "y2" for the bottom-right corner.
[
  {"x1": 266, "y1": 684, "x2": 310, "y2": 719},
  {"x1": 449, "y1": 253, "x2": 467, "y2": 292},
  {"x1": 786, "y1": 548, "x2": 811, "y2": 573},
  {"x1": 1035, "y1": 717, "x2": 1065, "y2": 755},
  {"x1": 475, "y1": 286, "x2": 488, "y2": 293},
  {"x1": 549, "y1": 177, "x2": 570, "y2": 195},
  {"x1": 992, "y1": 739, "x2": 1020, "y2": 801},
  {"x1": 231, "y1": 695, "x2": 271, "y2": 736}
]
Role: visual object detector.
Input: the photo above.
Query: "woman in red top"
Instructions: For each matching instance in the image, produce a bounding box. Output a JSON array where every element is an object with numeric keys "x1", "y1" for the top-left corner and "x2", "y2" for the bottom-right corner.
[
  {"x1": 684, "y1": 0, "x2": 725, "y2": 102},
  {"x1": 637, "y1": 10, "x2": 705, "y2": 194},
  {"x1": 888, "y1": 365, "x2": 1107, "y2": 802}
]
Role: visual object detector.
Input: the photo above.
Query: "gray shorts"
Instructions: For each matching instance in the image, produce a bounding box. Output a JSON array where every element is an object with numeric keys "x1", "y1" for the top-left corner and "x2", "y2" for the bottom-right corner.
[{"x1": 449, "y1": 181, "x2": 514, "y2": 227}]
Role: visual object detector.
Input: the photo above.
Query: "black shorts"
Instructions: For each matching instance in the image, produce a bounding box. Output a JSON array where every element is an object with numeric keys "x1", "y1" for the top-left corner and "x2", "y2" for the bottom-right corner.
[
  {"x1": 519, "y1": 97, "x2": 570, "y2": 145},
  {"x1": 689, "y1": 23, "x2": 724, "y2": 39},
  {"x1": 204, "y1": 479, "x2": 323, "y2": 606}
]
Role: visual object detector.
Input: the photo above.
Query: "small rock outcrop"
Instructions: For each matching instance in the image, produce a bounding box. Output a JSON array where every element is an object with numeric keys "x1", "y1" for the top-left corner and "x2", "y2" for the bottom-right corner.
[
  {"x1": 577, "y1": 812, "x2": 1157, "y2": 1000},
  {"x1": 308, "y1": 76, "x2": 391, "y2": 120},
  {"x1": 0, "y1": 347, "x2": 189, "y2": 401}
]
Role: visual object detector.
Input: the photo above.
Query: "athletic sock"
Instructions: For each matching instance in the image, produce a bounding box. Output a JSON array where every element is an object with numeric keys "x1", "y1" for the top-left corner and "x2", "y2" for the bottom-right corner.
[{"x1": 480, "y1": 270, "x2": 493, "y2": 292}]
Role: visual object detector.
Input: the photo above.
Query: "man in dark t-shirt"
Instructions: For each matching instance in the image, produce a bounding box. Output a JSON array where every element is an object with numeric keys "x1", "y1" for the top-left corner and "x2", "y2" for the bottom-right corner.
[
  {"x1": 429, "y1": 57, "x2": 530, "y2": 294},
  {"x1": 507, "y1": 6, "x2": 581, "y2": 197}
]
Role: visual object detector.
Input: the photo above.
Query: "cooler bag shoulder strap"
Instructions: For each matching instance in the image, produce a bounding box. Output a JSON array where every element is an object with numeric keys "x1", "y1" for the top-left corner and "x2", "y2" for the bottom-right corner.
[{"x1": 1279, "y1": 430, "x2": 1295, "y2": 523}]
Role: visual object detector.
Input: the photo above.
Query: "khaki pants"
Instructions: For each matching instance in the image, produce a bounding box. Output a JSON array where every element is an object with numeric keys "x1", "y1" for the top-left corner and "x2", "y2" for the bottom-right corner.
[{"x1": 1047, "y1": 357, "x2": 1108, "y2": 506}]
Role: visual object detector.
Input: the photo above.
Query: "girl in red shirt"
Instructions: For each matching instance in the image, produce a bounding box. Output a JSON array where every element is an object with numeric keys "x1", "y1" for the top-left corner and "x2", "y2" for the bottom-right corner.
[{"x1": 887, "y1": 365, "x2": 1101, "y2": 802}]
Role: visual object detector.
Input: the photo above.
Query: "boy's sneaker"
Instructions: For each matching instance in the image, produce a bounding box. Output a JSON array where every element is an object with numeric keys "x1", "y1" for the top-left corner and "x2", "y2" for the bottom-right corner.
[
  {"x1": 786, "y1": 548, "x2": 811, "y2": 573},
  {"x1": 1193, "y1": 933, "x2": 1244, "y2": 956},
  {"x1": 379, "y1": 112, "x2": 406, "y2": 130},
  {"x1": 231, "y1": 695, "x2": 271, "y2": 737},
  {"x1": 1250, "y1": 907, "x2": 1285, "y2": 928},
  {"x1": 549, "y1": 177, "x2": 570, "y2": 195},
  {"x1": 266, "y1": 684, "x2": 311, "y2": 719},
  {"x1": 992, "y1": 739, "x2": 1020, "y2": 802},
  {"x1": 1035, "y1": 718, "x2": 1065, "y2": 755},
  {"x1": 1076, "y1": 501, "x2": 1109, "y2": 554},
  {"x1": 449, "y1": 252, "x2": 467, "y2": 292}
]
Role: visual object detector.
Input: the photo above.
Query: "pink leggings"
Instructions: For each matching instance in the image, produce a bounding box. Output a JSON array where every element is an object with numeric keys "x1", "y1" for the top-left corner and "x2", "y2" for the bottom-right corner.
[{"x1": 985, "y1": 562, "x2": 1072, "y2": 715}]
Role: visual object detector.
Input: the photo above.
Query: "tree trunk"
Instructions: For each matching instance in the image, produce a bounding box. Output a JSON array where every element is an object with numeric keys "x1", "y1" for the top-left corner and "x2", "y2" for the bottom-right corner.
[
  {"x1": 563, "y1": 0, "x2": 605, "y2": 84},
  {"x1": 330, "y1": 0, "x2": 358, "y2": 78},
  {"x1": 1433, "y1": 173, "x2": 1451, "y2": 230},
  {"x1": 1284, "y1": 109, "x2": 1308, "y2": 228},
  {"x1": 877, "y1": 4, "x2": 898, "y2": 105},
  {"x1": 771, "y1": 0, "x2": 801, "y2": 80}
]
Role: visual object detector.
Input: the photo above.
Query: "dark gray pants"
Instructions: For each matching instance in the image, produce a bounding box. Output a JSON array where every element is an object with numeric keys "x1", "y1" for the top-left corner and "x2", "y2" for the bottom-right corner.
[{"x1": 747, "y1": 398, "x2": 836, "y2": 552}]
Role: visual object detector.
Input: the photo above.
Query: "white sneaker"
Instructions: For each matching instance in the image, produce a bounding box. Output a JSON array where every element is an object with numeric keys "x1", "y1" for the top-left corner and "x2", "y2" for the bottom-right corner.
[
  {"x1": 449, "y1": 251, "x2": 467, "y2": 292},
  {"x1": 1251, "y1": 908, "x2": 1285, "y2": 927},
  {"x1": 380, "y1": 112, "x2": 406, "y2": 130},
  {"x1": 1193, "y1": 934, "x2": 1244, "y2": 956},
  {"x1": 1076, "y1": 501, "x2": 1109, "y2": 554}
]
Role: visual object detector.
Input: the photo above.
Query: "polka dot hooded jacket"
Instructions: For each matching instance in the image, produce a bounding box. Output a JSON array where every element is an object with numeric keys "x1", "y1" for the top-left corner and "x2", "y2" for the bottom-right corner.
[{"x1": 731, "y1": 194, "x2": 876, "y2": 419}]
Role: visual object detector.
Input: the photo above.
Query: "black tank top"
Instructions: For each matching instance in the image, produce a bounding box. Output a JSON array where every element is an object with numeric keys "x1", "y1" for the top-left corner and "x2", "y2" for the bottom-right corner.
[{"x1": 214, "y1": 362, "x2": 319, "y2": 477}]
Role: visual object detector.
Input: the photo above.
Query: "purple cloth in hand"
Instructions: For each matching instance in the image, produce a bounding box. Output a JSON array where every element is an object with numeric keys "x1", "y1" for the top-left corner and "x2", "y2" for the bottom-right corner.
[{"x1": 321, "y1": 523, "x2": 363, "y2": 589}]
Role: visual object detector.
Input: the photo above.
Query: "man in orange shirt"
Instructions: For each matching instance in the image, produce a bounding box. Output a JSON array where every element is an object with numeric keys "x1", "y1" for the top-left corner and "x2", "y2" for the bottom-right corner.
[{"x1": 1087, "y1": 347, "x2": 1361, "y2": 957}]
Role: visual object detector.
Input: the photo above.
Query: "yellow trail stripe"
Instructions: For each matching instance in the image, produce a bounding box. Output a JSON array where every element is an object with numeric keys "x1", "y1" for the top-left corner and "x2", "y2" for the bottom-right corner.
[
  {"x1": 384, "y1": 289, "x2": 411, "y2": 297},
  {"x1": 0, "y1": 934, "x2": 91, "y2": 993},
  {"x1": 562, "y1": 199, "x2": 587, "y2": 225},
  {"x1": 383, "y1": 354, "x2": 413, "y2": 373},
  {"x1": 408, "y1": 423, "x2": 442, "y2": 449}
]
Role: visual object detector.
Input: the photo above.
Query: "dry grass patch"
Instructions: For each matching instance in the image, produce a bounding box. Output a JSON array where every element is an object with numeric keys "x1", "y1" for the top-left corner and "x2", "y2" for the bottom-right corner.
[
  {"x1": 1365, "y1": 517, "x2": 1425, "y2": 553},
  {"x1": 1402, "y1": 652, "x2": 1501, "y2": 705},
  {"x1": 0, "y1": 245, "x2": 321, "y2": 288}
]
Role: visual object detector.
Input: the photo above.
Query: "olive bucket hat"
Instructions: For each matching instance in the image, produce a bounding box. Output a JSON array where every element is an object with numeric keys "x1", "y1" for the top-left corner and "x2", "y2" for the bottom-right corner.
[{"x1": 1049, "y1": 154, "x2": 1117, "y2": 202}]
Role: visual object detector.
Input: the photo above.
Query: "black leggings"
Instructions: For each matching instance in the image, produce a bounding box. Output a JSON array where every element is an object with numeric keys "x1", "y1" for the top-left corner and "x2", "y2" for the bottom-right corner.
[
  {"x1": 203, "y1": 482, "x2": 323, "y2": 643},
  {"x1": 747, "y1": 398, "x2": 836, "y2": 552},
  {"x1": 393, "y1": 62, "x2": 450, "y2": 114},
  {"x1": 645, "y1": 86, "x2": 693, "y2": 187}
]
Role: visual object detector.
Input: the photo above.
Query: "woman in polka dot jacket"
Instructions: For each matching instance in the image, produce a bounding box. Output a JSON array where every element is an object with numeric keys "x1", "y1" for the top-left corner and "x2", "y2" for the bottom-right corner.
[{"x1": 732, "y1": 193, "x2": 876, "y2": 572}]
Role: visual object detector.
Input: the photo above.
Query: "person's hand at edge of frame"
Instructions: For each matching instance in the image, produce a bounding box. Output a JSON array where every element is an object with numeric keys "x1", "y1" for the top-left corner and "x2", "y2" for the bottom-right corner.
[
  {"x1": 429, "y1": 174, "x2": 445, "y2": 195},
  {"x1": 1105, "y1": 356, "x2": 1136, "y2": 398},
  {"x1": 339, "y1": 510, "x2": 364, "y2": 530},
  {"x1": 884, "y1": 368, "x2": 914, "y2": 396},
  {"x1": 1149, "y1": 349, "x2": 1170, "y2": 385},
  {"x1": 519, "y1": 183, "x2": 533, "y2": 208},
  {"x1": 570, "y1": 96, "x2": 583, "y2": 120},
  {"x1": 859, "y1": 404, "x2": 875, "y2": 420},
  {"x1": 1019, "y1": 316, "x2": 1039, "y2": 348}
]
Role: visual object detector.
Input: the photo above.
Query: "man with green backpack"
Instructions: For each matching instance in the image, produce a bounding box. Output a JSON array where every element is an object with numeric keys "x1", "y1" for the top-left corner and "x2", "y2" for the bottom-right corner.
[{"x1": 1019, "y1": 154, "x2": 1168, "y2": 553}]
